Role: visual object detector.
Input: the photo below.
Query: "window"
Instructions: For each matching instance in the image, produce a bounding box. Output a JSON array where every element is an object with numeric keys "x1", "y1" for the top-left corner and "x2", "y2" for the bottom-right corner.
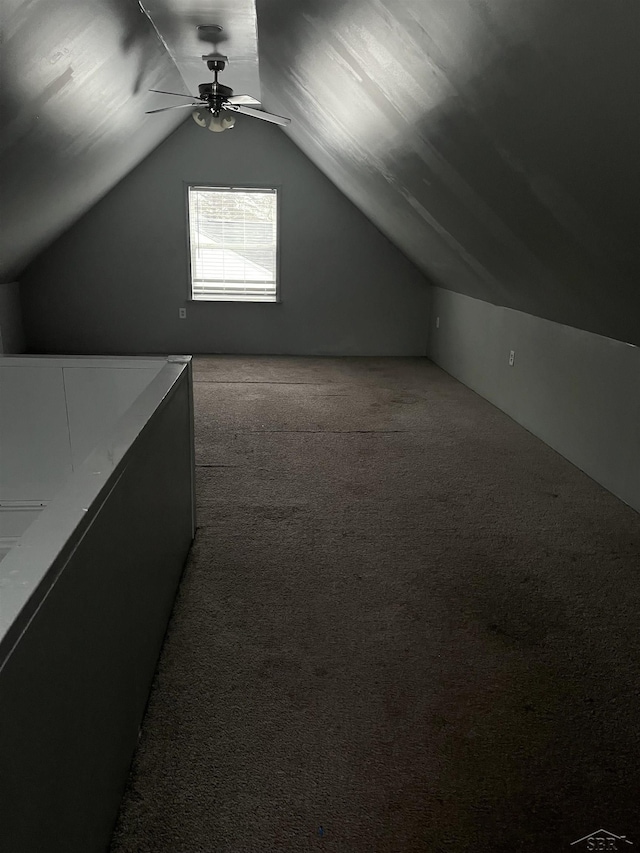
[{"x1": 187, "y1": 185, "x2": 279, "y2": 302}]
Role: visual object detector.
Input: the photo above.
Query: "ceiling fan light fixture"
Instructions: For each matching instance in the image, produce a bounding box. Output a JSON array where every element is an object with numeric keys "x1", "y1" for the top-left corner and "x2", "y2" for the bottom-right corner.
[
  {"x1": 208, "y1": 113, "x2": 236, "y2": 132},
  {"x1": 192, "y1": 108, "x2": 209, "y2": 127}
]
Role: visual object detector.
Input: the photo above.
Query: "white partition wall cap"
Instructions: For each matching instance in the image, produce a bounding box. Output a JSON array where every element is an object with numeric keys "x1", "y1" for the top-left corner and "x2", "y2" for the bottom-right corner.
[{"x1": 0, "y1": 359, "x2": 192, "y2": 666}]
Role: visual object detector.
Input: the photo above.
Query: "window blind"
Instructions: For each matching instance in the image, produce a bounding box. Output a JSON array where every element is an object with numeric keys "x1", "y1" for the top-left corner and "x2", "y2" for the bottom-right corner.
[{"x1": 188, "y1": 186, "x2": 278, "y2": 302}]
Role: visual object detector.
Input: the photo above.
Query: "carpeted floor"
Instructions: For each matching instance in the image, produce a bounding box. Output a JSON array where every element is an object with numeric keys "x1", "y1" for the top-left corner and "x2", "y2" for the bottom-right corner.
[{"x1": 109, "y1": 356, "x2": 640, "y2": 853}]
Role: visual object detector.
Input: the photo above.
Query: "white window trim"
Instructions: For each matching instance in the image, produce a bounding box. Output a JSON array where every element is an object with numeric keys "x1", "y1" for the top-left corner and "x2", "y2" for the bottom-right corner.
[{"x1": 185, "y1": 184, "x2": 281, "y2": 304}]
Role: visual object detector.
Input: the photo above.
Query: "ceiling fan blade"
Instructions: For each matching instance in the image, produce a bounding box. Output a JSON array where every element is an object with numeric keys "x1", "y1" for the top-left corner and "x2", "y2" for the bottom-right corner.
[
  {"x1": 149, "y1": 89, "x2": 197, "y2": 98},
  {"x1": 145, "y1": 103, "x2": 201, "y2": 114},
  {"x1": 222, "y1": 103, "x2": 291, "y2": 126},
  {"x1": 226, "y1": 94, "x2": 262, "y2": 106}
]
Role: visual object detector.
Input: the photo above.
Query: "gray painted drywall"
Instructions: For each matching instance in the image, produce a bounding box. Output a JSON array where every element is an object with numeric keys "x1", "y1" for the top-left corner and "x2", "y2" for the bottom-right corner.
[
  {"x1": 20, "y1": 116, "x2": 430, "y2": 356},
  {"x1": 428, "y1": 287, "x2": 640, "y2": 513},
  {"x1": 0, "y1": 0, "x2": 188, "y2": 282},
  {"x1": 257, "y1": 0, "x2": 640, "y2": 346},
  {"x1": 0, "y1": 283, "x2": 25, "y2": 354}
]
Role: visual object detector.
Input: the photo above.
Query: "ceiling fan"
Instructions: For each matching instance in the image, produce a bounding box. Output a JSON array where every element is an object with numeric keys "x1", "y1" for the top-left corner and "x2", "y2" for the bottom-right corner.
[{"x1": 146, "y1": 53, "x2": 291, "y2": 132}]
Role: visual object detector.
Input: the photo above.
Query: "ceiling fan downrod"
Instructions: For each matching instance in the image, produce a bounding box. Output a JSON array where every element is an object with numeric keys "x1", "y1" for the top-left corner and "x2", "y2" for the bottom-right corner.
[{"x1": 198, "y1": 55, "x2": 232, "y2": 115}]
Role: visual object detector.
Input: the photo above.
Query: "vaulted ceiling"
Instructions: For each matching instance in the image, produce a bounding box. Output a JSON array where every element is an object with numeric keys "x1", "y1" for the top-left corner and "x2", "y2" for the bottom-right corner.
[{"x1": 2, "y1": 0, "x2": 639, "y2": 343}]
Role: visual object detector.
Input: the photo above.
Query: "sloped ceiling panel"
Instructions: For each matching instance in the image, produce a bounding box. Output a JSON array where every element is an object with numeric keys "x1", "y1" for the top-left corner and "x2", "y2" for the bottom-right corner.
[
  {"x1": 256, "y1": 0, "x2": 640, "y2": 343},
  {"x1": 0, "y1": 0, "x2": 188, "y2": 281},
  {"x1": 138, "y1": 0, "x2": 261, "y2": 101}
]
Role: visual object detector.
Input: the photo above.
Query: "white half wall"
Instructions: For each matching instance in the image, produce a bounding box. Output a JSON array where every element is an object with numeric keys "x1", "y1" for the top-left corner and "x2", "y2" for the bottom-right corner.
[
  {"x1": 427, "y1": 287, "x2": 640, "y2": 513},
  {"x1": 0, "y1": 359, "x2": 194, "y2": 853},
  {"x1": 0, "y1": 358, "x2": 164, "y2": 503},
  {"x1": 0, "y1": 365, "x2": 72, "y2": 503},
  {"x1": 0, "y1": 358, "x2": 166, "y2": 560}
]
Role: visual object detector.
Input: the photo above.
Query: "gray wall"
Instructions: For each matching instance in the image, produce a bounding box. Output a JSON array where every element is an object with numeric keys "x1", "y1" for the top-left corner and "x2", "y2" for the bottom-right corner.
[
  {"x1": 0, "y1": 283, "x2": 25, "y2": 354},
  {"x1": 20, "y1": 116, "x2": 430, "y2": 356},
  {"x1": 428, "y1": 287, "x2": 640, "y2": 513}
]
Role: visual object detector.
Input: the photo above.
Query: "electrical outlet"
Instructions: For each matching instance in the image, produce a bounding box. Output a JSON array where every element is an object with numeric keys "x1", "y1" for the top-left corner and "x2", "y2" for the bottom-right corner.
[
  {"x1": 179, "y1": 308, "x2": 187, "y2": 319},
  {"x1": 436, "y1": 316, "x2": 440, "y2": 328},
  {"x1": 509, "y1": 350, "x2": 515, "y2": 366}
]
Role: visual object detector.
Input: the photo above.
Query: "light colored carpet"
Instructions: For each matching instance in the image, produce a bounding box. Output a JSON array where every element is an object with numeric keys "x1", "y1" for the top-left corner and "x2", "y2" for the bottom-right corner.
[{"x1": 109, "y1": 356, "x2": 640, "y2": 853}]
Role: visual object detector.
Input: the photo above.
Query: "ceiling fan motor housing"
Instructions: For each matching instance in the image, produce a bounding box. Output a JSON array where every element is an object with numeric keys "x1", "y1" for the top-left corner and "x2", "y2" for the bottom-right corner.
[
  {"x1": 198, "y1": 82, "x2": 233, "y2": 99},
  {"x1": 198, "y1": 81, "x2": 233, "y2": 114}
]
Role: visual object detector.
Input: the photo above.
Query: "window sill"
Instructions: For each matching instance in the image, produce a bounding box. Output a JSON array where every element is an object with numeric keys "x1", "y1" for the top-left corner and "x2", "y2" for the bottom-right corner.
[{"x1": 187, "y1": 298, "x2": 282, "y2": 305}]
